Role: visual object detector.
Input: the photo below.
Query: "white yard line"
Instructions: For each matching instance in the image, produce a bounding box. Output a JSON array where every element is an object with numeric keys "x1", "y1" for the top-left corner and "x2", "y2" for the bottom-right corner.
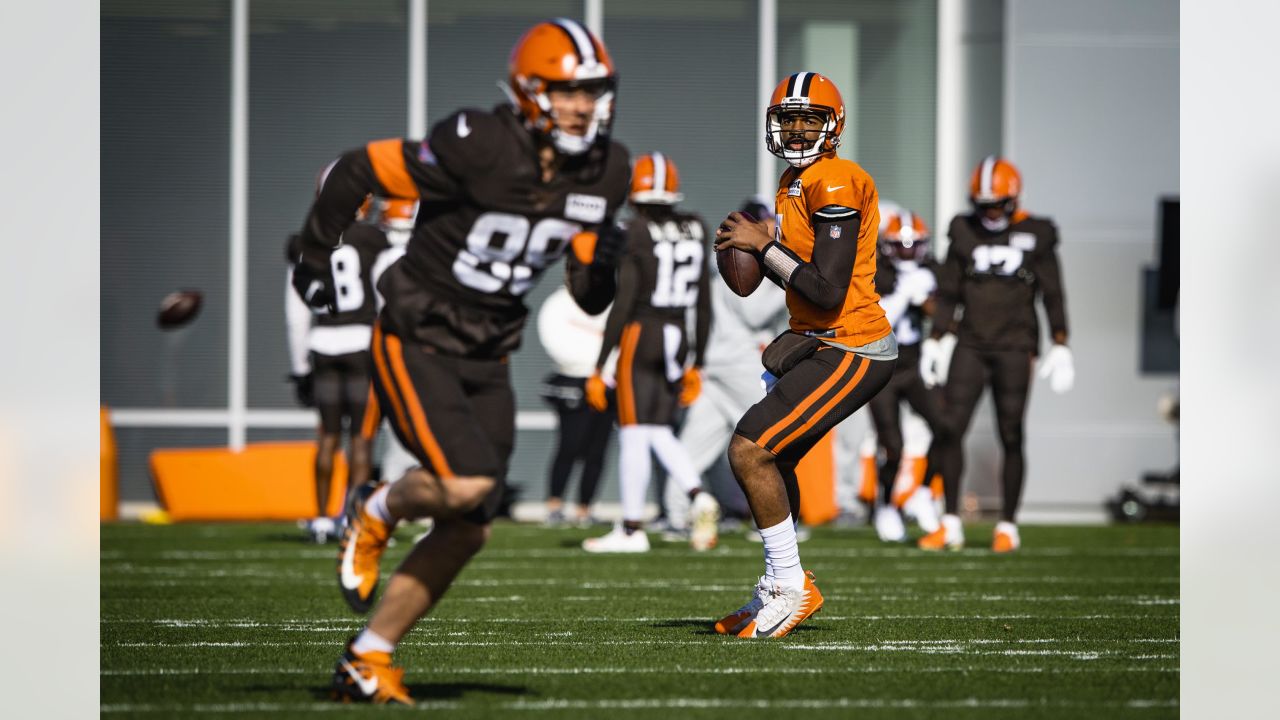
[{"x1": 102, "y1": 664, "x2": 1179, "y2": 677}]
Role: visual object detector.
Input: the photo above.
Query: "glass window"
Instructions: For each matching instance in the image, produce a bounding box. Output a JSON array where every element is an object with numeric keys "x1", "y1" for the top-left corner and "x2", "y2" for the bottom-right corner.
[
  {"x1": 247, "y1": 0, "x2": 409, "y2": 407},
  {"x1": 102, "y1": 0, "x2": 232, "y2": 407},
  {"x1": 777, "y1": 0, "x2": 937, "y2": 223}
]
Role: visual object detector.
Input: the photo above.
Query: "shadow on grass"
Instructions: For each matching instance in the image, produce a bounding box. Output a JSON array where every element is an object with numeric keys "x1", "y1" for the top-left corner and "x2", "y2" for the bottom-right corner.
[
  {"x1": 307, "y1": 681, "x2": 532, "y2": 703},
  {"x1": 650, "y1": 619, "x2": 720, "y2": 636}
]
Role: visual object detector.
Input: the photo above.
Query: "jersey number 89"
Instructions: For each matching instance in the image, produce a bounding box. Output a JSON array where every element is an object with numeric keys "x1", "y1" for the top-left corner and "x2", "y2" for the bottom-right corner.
[{"x1": 453, "y1": 212, "x2": 582, "y2": 295}]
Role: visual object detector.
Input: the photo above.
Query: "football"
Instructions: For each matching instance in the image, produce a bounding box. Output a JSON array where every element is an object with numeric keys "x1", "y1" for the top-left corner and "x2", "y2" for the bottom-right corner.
[
  {"x1": 716, "y1": 211, "x2": 765, "y2": 297},
  {"x1": 157, "y1": 290, "x2": 204, "y2": 329}
]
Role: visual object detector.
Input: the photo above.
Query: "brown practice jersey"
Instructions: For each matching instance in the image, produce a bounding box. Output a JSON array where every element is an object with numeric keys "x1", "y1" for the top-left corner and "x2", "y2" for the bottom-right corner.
[
  {"x1": 299, "y1": 106, "x2": 631, "y2": 359},
  {"x1": 772, "y1": 154, "x2": 890, "y2": 347},
  {"x1": 596, "y1": 208, "x2": 712, "y2": 370},
  {"x1": 934, "y1": 212, "x2": 1069, "y2": 353},
  {"x1": 286, "y1": 224, "x2": 389, "y2": 328}
]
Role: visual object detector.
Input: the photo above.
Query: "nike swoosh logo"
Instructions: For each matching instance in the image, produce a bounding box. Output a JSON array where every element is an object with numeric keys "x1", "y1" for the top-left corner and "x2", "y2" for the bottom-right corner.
[
  {"x1": 826, "y1": 185, "x2": 845, "y2": 192},
  {"x1": 755, "y1": 613, "x2": 790, "y2": 638},
  {"x1": 340, "y1": 533, "x2": 363, "y2": 591},
  {"x1": 341, "y1": 659, "x2": 378, "y2": 696},
  {"x1": 456, "y1": 114, "x2": 471, "y2": 138}
]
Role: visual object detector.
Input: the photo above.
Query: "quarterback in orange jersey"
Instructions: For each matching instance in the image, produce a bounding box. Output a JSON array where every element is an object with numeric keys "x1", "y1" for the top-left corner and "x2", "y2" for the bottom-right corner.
[
  {"x1": 713, "y1": 71, "x2": 897, "y2": 639},
  {"x1": 290, "y1": 19, "x2": 630, "y2": 704}
]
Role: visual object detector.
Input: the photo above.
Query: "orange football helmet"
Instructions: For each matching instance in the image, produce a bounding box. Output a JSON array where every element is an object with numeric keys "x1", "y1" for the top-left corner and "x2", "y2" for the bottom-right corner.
[
  {"x1": 507, "y1": 19, "x2": 616, "y2": 156},
  {"x1": 630, "y1": 152, "x2": 683, "y2": 205},
  {"x1": 766, "y1": 72, "x2": 846, "y2": 168},
  {"x1": 880, "y1": 209, "x2": 931, "y2": 262},
  {"x1": 969, "y1": 155, "x2": 1022, "y2": 230}
]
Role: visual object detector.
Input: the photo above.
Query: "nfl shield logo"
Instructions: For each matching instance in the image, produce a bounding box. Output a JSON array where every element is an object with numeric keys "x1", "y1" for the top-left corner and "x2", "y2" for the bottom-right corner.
[{"x1": 829, "y1": 225, "x2": 842, "y2": 239}]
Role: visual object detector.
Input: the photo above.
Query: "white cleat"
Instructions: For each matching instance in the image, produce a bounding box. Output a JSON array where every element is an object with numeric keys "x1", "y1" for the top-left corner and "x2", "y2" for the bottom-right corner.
[
  {"x1": 689, "y1": 492, "x2": 721, "y2": 551},
  {"x1": 902, "y1": 485, "x2": 941, "y2": 534},
  {"x1": 714, "y1": 575, "x2": 770, "y2": 635},
  {"x1": 309, "y1": 516, "x2": 337, "y2": 544},
  {"x1": 582, "y1": 523, "x2": 651, "y2": 553},
  {"x1": 874, "y1": 505, "x2": 907, "y2": 543},
  {"x1": 919, "y1": 513, "x2": 965, "y2": 551},
  {"x1": 992, "y1": 521, "x2": 1021, "y2": 553},
  {"x1": 736, "y1": 571, "x2": 824, "y2": 639}
]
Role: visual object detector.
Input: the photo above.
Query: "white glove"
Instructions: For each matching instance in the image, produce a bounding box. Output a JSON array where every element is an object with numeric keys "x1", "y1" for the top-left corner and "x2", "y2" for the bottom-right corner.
[
  {"x1": 897, "y1": 266, "x2": 936, "y2": 306},
  {"x1": 919, "y1": 334, "x2": 956, "y2": 388},
  {"x1": 1037, "y1": 344, "x2": 1075, "y2": 394}
]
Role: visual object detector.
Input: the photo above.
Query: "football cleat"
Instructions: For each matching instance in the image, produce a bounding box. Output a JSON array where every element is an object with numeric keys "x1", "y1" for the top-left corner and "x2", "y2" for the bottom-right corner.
[
  {"x1": 331, "y1": 637, "x2": 412, "y2": 705},
  {"x1": 918, "y1": 513, "x2": 964, "y2": 551},
  {"x1": 309, "y1": 516, "x2": 336, "y2": 544},
  {"x1": 689, "y1": 491, "x2": 721, "y2": 551},
  {"x1": 873, "y1": 505, "x2": 906, "y2": 543},
  {"x1": 337, "y1": 482, "x2": 394, "y2": 614},
  {"x1": 736, "y1": 571, "x2": 824, "y2": 639},
  {"x1": 582, "y1": 523, "x2": 650, "y2": 553},
  {"x1": 992, "y1": 521, "x2": 1021, "y2": 553},
  {"x1": 901, "y1": 485, "x2": 941, "y2": 534},
  {"x1": 714, "y1": 575, "x2": 770, "y2": 635}
]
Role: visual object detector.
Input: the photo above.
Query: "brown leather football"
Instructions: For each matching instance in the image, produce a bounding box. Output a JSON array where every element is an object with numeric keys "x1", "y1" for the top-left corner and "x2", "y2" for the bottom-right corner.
[
  {"x1": 716, "y1": 210, "x2": 765, "y2": 296},
  {"x1": 716, "y1": 246, "x2": 764, "y2": 297},
  {"x1": 157, "y1": 290, "x2": 204, "y2": 329}
]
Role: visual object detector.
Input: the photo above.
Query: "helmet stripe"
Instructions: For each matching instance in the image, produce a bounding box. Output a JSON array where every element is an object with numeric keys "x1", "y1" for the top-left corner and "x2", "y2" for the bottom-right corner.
[
  {"x1": 788, "y1": 71, "x2": 811, "y2": 99},
  {"x1": 552, "y1": 18, "x2": 596, "y2": 66},
  {"x1": 799, "y1": 72, "x2": 816, "y2": 96},
  {"x1": 979, "y1": 155, "x2": 997, "y2": 198},
  {"x1": 652, "y1": 153, "x2": 667, "y2": 193}
]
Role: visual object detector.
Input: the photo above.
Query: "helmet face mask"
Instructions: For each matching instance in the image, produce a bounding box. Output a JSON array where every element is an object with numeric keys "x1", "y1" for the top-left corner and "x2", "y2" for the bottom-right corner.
[
  {"x1": 508, "y1": 19, "x2": 617, "y2": 156},
  {"x1": 765, "y1": 72, "x2": 846, "y2": 168}
]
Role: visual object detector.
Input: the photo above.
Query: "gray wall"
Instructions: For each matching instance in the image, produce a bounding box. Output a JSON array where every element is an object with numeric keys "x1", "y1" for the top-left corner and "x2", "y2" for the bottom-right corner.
[{"x1": 971, "y1": 0, "x2": 1179, "y2": 516}]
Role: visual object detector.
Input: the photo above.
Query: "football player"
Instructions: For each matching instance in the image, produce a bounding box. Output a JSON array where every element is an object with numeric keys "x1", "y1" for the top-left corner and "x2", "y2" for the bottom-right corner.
[
  {"x1": 580, "y1": 152, "x2": 719, "y2": 553},
  {"x1": 866, "y1": 208, "x2": 945, "y2": 542},
  {"x1": 286, "y1": 186, "x2": 395, "y2": 545},
  {"x1": 290, "y1": 19, "x2": 629, "y2": 704},
  {"x1": 918, "y1": 156, "x2": 1073, "y2": 553},
  {"x1": 713, "y1": 72, "x2": 897, "y2": 638}
]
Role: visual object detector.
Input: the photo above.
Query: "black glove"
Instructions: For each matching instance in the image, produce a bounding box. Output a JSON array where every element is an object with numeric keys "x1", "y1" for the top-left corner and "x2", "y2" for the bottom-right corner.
[
  {"x1": 592, "y1": 221, "x2": 627, "y2": 268},
  {"x1": 290, "y1": 243, "x2": 337, "y2": 314},
  {"x1": 290, "y1": 373, "x2": 315, "y2": 407}
]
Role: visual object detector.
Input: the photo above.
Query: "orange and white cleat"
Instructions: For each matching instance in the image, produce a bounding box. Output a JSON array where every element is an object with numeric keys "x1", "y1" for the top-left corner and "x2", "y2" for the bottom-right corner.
[
  {"x1": 736, "y1": 571, "x2": 824, "y2": 639},
  {"x1": 337, "y1": 482, "x2": 394, "y2": 613},
  {"x1": 992, "y1": 521, "x2": 1021, "y2": 553},
  {"x1": 714, "y1": 575, "x2": 770, "y2": 635},
  {"x1": 918, "y1": 513, "x2": 964, "y2": 551},
  {"x1": 331, "y1": 637, "x2": 412, "y2": 705}
]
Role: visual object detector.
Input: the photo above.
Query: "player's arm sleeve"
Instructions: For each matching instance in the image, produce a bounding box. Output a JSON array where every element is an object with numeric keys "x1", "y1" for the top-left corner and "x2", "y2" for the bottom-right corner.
[
  {"x1": 760, "y1": 205, "x2": 861, "y2": 310},
  {"x1": 595, "y1": 250, "x2": 639, "y2": 369},
  {"x1": 300, "y1": 126, "x2": 465, "y2": 250},
  {"x1": 284, "y1": 266, "x2": 313, "y2": 375},
  {"x1": 1036, "y1": 224, "x2": 1070, "y2": 342},
  {"x1": 692, "y1": 251, "x2": 712, "y2": 367},
  {"x1": 930, "y1": 222, "x2": 964, "y2": 338}
]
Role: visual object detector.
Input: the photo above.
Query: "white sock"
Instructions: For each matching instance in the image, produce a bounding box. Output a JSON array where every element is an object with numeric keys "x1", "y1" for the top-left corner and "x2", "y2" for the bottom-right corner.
[
  {"x1": 759, "y1": 514, "x2": 804, "y2": 590},
  {"x1": 351, "y1": 628, "x2": 395, "y2": 655},
  {"x1": 366, "y1": 484, "x2": 393, "y2": 524},
  {"x1": 618, "y1": 426, "x2": 652, "y2": 523}
]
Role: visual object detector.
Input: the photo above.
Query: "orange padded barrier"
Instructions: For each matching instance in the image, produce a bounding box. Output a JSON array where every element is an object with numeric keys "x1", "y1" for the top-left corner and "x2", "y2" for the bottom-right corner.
[
  {"x1": 150, "y1": 442, "x2": 347, "y2": 521},
  {"x1": 795, "y1": 430, "x2": 838, "y2": 526},
  {"x1": 101, "y1": 407, "x2": 119, "y2": 521}
]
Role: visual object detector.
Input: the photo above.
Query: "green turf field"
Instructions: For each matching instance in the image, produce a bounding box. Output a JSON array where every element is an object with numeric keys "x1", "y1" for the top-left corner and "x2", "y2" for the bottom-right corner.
[{"x1": 101, "y1": 521, "x2": 1178, "y2": 718}]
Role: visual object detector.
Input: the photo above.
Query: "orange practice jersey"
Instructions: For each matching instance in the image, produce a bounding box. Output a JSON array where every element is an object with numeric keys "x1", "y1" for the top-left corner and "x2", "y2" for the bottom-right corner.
[{"x1": 774, "y1": 154, "x2": 890, "y2": 347}]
